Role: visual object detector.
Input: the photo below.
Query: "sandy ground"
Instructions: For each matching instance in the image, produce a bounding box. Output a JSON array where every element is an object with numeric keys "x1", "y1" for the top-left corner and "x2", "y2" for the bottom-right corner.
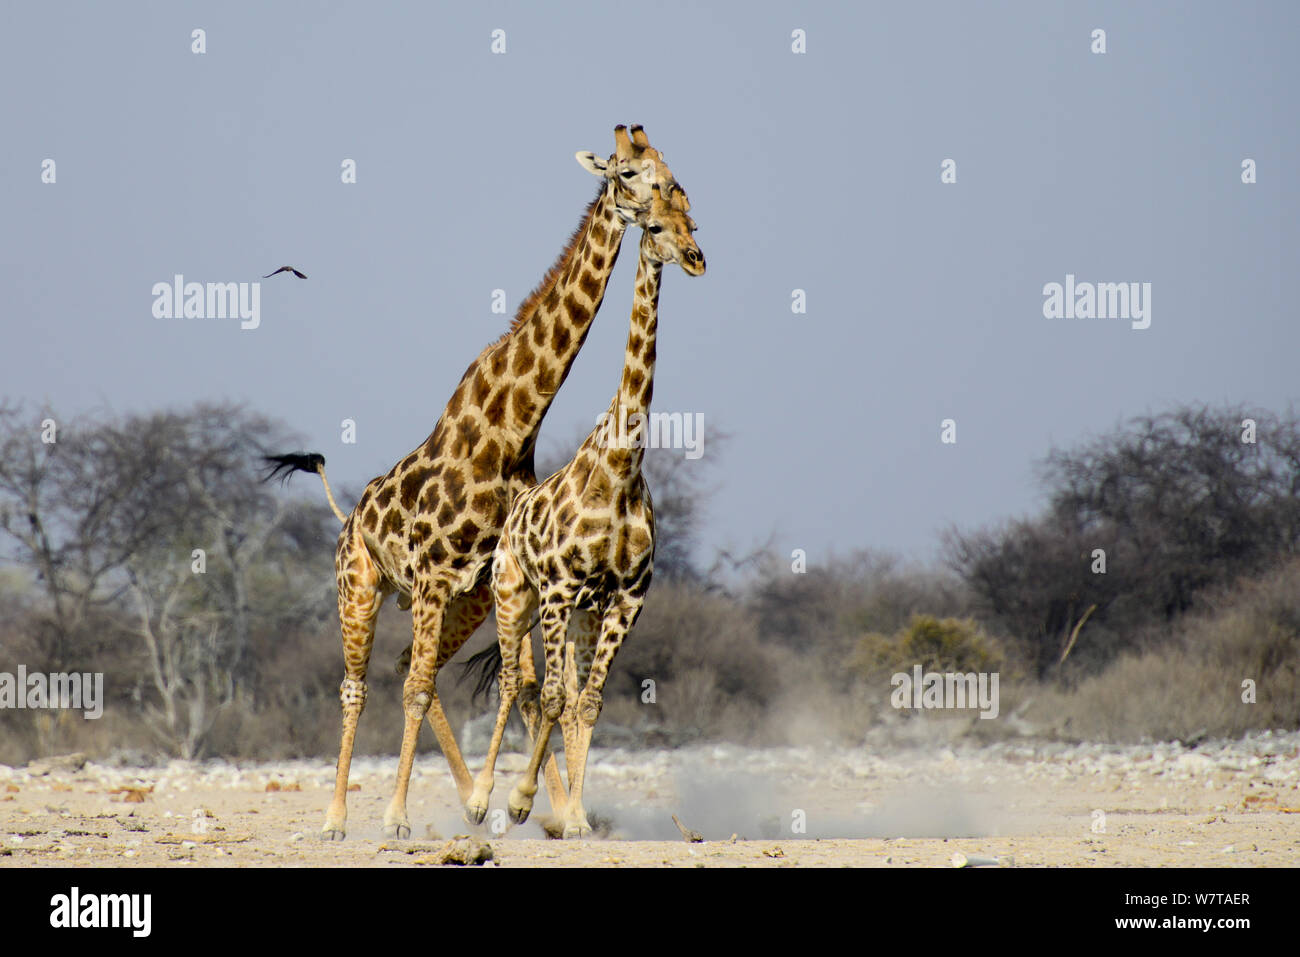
[{"x1": 2, "y1": 732, "x2": 1298, "y2": 867}]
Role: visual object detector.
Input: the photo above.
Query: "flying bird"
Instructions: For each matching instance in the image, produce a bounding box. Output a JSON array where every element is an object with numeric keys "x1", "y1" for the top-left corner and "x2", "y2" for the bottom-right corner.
[{"x1": 263, "y1": 266, "x2": 308, "y2": 279}]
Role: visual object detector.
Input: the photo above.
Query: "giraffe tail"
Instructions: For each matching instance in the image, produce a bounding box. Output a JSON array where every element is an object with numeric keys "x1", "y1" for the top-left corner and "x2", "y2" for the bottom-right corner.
[
  {"x1": 458, "y1": 612, "x2": 541, "y2": 701},
  {"x1": 261, "y1": 452, "x2": 348, "y2": 524},
  {"x1": 460, "y1": 643, "x2": 503, "y2": 702}
]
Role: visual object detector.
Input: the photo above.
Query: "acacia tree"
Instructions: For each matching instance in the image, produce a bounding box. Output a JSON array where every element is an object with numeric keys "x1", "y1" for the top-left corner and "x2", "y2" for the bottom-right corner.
[
  {"x1": 115, "y1": 405, "x2": 335, "y2": 757},
  {"x1": 0, "y1": 401, "x2": 333, "y2": 757},
  {"x1": 0, "y1": 402, "x2": 181, "y2": 669},
  {"x1": 944, "y1": 512, "x2": 1119, "y2": 678},
  {"x1": 947, "y1": 404, "x2": 1300, "y2": 678}
]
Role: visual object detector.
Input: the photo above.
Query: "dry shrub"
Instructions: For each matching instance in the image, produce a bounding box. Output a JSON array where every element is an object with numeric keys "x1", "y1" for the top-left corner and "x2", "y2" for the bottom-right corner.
[
  {"x1": 1031, "y1": 559, "x2": 1300, "y2": 741},
  {"x1": 602, "y1": 580, "x2": 786, "y2": 743}
]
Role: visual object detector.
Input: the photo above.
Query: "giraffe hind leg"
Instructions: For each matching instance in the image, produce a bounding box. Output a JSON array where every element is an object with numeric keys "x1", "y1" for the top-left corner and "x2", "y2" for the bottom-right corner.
[
  {"x1": 323, "y1": 532, "x2": 388, "y2": 841},
  {"x1": 422, "y1": 583, "x2": 494, "y2": 808}
]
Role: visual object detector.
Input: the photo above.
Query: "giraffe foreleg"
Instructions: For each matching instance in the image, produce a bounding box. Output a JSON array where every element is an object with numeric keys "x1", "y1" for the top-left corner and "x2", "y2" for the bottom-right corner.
[
  {"x1": 516, "y1": 598, "x2": 571, "y2": 814},
  {"x1": 384, "y1": 587, "x2": 448, "y2": 840},
  {"x1": 563, "y1": 597, "x2": 642, "y2": 839},
  {"x1": 560, "y1": 610, "x2": 599, "y2": 792},
  {"x1": 423, "y1": 584, "x2": 494, "y2": 805},
  {"x1": 561, "y1": 639, "x2": 579, "y2": 790},
  {"x1": 386, "y1": 585, "x2": 494, "y2": 821},
  {"x1": 508, "y1": 596, "x2": 571, "y2": 824},
  {"x1": 467, "y1": 554, "x2": 534, "y2": 825}
]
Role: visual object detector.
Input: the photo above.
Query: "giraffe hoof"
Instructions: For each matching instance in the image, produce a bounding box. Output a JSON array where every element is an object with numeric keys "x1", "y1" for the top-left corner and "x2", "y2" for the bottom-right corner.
[
  {"x1": 563, "y1": 822, "x2": 592, "y2": 840},
  {"x1": 507, "y1": 790, "x2": 534, "y2": 824},
  {"x1": 320, "y1": 824, "x2": 347, "y2": 841},
  {"x1": 465, "y1": 801, "x2": 489, "y2": 826},
  {"x1": 383, "y1": 822, "x2": 411, "y2": 840}
]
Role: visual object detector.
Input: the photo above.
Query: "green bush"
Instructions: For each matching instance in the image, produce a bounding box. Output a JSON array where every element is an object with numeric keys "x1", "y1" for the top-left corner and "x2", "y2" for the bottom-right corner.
[{"x1": 854, "y1": 614, "x2": 1004, "y2": 678}]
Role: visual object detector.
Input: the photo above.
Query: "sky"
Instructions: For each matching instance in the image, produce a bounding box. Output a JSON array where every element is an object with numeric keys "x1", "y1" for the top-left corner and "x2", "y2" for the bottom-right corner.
[{"x1": 1, "y1": 0, "x2": 1296, "y2": 568}]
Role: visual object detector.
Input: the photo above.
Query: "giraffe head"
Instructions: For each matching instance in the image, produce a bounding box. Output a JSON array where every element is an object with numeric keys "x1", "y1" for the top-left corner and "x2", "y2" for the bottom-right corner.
[
  {"x1": 642, "y1": 184, "x2": 705, "y2": 276},
  {"x1": 575, "y1": 124, "x2": 682, "y2": 224}
]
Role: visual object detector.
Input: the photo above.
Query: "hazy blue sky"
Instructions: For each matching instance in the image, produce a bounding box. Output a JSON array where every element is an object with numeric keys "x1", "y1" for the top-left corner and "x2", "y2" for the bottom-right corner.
[{"x1": 2, "y1": 1, "x2": 1296, "y2": 567}]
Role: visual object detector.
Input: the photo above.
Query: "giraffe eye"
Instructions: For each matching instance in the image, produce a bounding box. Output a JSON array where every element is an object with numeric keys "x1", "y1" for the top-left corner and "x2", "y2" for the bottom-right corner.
[
  {"x1": 619, "y1": 170, "x2": 636, "y2": 179},
  {"x1": 648, "y1": 225, "x2": 663, "y2": 234}
]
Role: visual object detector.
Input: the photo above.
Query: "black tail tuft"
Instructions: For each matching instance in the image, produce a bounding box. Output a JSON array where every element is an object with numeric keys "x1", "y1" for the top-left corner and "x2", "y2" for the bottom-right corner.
[
  {"x1": 261, "y1": 452, "x2": 326, "y2": 485},
  {"x1": 460, "y1": 643, "x2": 503, "y2": 702},
  {"x1": 458, "y1": 611, "x2": 542, "y2": 702}
]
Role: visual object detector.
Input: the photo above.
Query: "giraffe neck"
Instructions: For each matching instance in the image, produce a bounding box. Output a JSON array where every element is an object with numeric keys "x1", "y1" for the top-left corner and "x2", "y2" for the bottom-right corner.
[
  {"x1": 433, "y1": 184, "x2": 628, "y2": 465},
  {"x1": 493, "y1": 185, "x2": 627, "y2": 441},
  {"x1": 602, "y1": 234, "x2": 662, "y2": 479}
]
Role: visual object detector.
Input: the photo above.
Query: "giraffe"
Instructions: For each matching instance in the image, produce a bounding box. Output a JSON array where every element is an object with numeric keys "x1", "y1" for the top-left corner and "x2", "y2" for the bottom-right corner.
[
  {"x1": 466, "y1": 181, "x2": 704, "y2": 838},
  {"x1": 265, "y1": 125, "x2": 692, "y2": 840}
]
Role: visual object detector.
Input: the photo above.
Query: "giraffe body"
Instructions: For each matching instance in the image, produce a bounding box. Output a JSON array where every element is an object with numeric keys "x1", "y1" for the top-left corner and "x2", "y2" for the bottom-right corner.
[{"x1": 468, "y1": 182, "x2": 704, "y2": 837}]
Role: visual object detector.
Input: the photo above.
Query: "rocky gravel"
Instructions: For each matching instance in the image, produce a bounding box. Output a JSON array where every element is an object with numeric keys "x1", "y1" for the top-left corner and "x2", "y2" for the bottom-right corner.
[{"x1": 2, "y1": 731, "x2": 1297, "y2": 867}]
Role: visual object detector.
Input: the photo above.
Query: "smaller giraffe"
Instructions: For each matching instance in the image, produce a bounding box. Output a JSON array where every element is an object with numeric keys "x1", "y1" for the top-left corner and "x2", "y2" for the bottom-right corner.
[{"x1": 467, "y1": 182, "x2": 703, "y2": 837}]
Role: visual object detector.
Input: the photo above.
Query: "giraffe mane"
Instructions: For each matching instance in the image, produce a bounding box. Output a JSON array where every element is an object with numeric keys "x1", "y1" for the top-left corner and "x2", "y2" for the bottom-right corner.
[{"x1": 485, "y1": 184, "x2": 606, "y2": 353}]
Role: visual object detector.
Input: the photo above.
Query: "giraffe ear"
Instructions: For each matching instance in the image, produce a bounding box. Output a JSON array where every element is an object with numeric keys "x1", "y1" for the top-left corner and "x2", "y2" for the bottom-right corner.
[{"x1": 575, "y1": 151, "x2": 609, "y2": 176}]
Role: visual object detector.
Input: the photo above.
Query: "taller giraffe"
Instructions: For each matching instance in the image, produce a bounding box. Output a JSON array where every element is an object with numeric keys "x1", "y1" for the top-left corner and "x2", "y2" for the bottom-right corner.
[{"x1": 268, "y1": 126, "x2": 691, "y2": 840}]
